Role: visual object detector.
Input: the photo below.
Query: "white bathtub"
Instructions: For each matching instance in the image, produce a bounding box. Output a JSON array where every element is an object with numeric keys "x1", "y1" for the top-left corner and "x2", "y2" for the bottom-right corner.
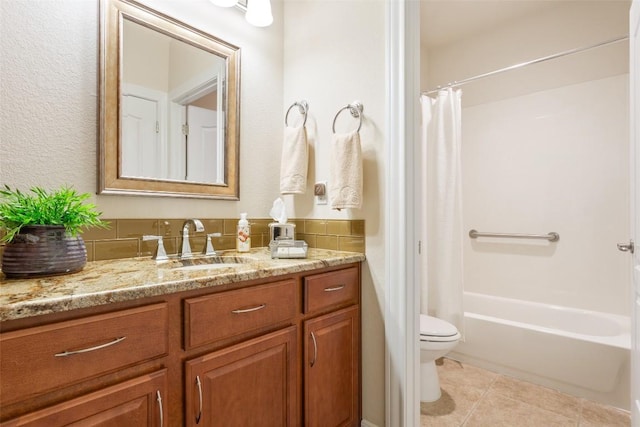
[{"x1": 449, "y1": 292, "x2": 631, "y2": 408}]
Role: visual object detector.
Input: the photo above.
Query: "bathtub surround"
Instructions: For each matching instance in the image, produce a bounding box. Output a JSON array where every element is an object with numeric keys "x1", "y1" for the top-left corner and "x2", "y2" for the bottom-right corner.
[
  {"x1": 420, "y1": 89, "x2": 465, "y2": 334},
  {"x1": 462, "y1": 74, "x2": 630, "y2": 316}
]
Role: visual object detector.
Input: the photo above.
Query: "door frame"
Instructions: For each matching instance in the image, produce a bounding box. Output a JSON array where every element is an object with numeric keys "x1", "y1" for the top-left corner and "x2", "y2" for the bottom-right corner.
[
  {"x1": 630, "y1": 0, "x2": 639, "y2": 423},
  {"x1": 385, "y1": 1, "x2": 421, "y2": 426}
]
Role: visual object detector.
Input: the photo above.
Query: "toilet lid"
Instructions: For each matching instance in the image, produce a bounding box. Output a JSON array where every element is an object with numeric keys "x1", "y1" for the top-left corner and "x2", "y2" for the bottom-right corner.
[{"x1": 420, "y1": 314, "x2": 459, "y2": 338}]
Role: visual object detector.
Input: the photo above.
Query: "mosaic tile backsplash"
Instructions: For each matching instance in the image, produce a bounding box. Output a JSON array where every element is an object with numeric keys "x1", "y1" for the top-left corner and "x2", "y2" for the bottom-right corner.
[{"x1": 0, "y1": 218, "x2": 364, "y2": 262}]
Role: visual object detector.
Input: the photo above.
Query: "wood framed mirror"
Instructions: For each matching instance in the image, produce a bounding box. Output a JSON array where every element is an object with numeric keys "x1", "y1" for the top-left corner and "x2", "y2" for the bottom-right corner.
[{"x1": 99, "y1": 0, "x2": 240, "y2": 199}]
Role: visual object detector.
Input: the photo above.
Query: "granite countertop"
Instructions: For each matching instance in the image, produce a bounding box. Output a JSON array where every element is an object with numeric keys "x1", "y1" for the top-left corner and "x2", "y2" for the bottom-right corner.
[{"x1": 0, "y1": 247, "x2": 365, "y2": 322}]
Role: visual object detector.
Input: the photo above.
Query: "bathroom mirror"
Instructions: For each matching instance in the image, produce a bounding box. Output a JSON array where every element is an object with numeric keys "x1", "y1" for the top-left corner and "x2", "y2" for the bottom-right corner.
[{"x1": 99, "y1": 0, "x2": 240, "y2": 199}]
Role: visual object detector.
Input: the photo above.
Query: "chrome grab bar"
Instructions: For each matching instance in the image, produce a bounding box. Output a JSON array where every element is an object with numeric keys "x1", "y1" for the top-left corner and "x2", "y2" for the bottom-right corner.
[{"x1": 469, "y1": 229, "x2": 559, "y2": 242}]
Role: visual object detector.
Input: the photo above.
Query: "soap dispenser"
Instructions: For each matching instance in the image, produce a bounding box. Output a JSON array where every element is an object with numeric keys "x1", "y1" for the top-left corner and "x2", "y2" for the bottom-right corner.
[{"x1": 237, "y1": 213, "x2": 251, "y2": 252}]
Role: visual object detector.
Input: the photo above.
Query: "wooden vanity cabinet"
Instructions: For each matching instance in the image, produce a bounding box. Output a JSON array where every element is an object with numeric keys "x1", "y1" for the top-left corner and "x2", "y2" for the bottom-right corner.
[
  {"x1": 0, "y1": 303, "x2": 169, "y2": 426},
  {"x1": 184, "y1": 327, "x2": 298, "y2": 426},
  {"x1": 302, "y1": 267, "x2": 361, "y2": 427},
  {"x1": 1, "y1": 370, "x2": 168, "y2": 427},
  {"x1": 0, "y1": 262, "x2": 361, "y2": 427},
  {"x1": 182, "y1": 278, "x2": 299, "y2": 426}
]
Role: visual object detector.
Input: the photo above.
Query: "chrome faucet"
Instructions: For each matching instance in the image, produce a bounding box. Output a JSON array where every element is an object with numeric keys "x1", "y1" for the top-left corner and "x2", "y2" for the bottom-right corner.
[{"x1": 180, "y1": 219, "x2": 205, "y2": 259}]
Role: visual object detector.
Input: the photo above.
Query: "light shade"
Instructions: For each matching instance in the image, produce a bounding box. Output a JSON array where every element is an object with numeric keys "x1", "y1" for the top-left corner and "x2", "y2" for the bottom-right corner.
[
  {"x1": 245, "y1": 0, "x2": 273, "y2": 27},
  {"x1": 210, "y1": 0, "x2": 238, "y2": 7}
]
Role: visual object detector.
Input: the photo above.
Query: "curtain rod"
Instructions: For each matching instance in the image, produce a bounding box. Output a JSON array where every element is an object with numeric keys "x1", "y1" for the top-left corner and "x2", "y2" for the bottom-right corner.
[{"x1": 422, "y1": 35, "x2": 629, "y2": 96}]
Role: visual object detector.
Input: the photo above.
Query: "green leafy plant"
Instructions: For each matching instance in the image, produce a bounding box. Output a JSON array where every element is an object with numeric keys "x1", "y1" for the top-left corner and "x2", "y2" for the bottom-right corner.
[{"x1": 0, "y1": 185, "x2": 108, "y2": 243}]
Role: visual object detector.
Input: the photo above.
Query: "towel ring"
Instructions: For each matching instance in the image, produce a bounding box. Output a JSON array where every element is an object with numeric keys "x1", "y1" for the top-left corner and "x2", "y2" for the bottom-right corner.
[
  {"x1": 332, "y1": 101, "x2": 364, "y2": 134},
  {"x1": 285, "y1": 100, "x2": 308, "y2": 127}
]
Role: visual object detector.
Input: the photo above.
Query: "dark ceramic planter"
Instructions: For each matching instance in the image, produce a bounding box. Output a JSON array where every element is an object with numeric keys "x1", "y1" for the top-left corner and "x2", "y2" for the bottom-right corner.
[{"x1": 1, "y1": 225, "x2": 87, "y2": 278}]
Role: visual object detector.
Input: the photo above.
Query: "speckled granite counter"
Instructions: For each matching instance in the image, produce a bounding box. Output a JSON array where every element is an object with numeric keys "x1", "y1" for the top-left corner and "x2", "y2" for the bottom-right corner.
[{"x1": 0, "y1": 247, "x2": 365, "y2": 322}]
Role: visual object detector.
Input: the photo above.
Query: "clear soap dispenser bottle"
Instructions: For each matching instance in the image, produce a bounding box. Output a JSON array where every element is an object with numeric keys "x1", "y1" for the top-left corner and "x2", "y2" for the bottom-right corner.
[{"x1": 237, "y1": 213, "x2": 251, "y2": 252}]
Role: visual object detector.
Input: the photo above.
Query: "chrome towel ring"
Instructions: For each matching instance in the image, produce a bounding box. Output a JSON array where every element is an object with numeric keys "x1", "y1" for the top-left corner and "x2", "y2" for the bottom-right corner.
[
  {"x1": 332, "y1": 101, "x2": 364, "y2": 134},
  {"x1": 285, "y1": 100, "x2": 309, "y2": 127}
]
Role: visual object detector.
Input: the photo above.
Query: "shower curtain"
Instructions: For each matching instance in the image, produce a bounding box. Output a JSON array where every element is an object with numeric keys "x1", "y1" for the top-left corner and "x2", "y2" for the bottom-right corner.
[{"x1": 420, "y1": 89, "x2": 464, "y2": 335}]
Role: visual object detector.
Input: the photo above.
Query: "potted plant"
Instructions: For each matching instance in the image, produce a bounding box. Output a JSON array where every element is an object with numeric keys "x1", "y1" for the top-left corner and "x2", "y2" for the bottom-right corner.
[{"x1": 0, "y1": 185, "x2": 108, "y2": 278}]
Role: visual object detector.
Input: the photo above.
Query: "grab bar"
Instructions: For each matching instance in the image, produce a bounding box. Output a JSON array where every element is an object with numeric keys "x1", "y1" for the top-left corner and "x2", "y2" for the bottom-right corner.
[{"x1": 469, "y1": 229, "x2": 559, "y2": 242}]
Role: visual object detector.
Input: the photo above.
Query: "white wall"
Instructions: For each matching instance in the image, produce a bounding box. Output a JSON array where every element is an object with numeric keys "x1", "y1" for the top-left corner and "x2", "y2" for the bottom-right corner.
[
  {"x1": 283, "y1": 2, "x2": 386, "y2": 424},
  {"x1": 424, "y1": 1, "x2": 630, "y2": 315}
]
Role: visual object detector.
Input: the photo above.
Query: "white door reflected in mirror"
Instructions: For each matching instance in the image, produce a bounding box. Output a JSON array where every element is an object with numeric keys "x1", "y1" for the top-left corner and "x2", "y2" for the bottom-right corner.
[{"x1": 121, "y1": 17, "x2": 226, "y2": 185}]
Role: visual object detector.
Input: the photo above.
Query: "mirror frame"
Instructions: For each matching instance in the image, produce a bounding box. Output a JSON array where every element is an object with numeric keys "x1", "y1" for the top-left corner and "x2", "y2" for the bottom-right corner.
[{"x1": 99, "y1": 0, "x2": 240, "y2": 199}]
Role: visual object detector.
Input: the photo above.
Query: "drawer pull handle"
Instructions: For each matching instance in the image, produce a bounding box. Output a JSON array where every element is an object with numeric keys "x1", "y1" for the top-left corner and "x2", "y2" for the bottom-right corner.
[
  {"x1": 156, "y1": 390, "x2": 164, "y2": 427},
  {"x1": 231, "y1": 304, "x2": 267, "y2": 314},
  {"x1": 310, "y1": 332, "x2": 318, "y2": 367},
  {"x1": 195, "y1": 375, "x2": 203, "y2": 424},
  {"x1": 324, "y1": 284, "x2": 345, "y2": 292},
  {"x1": 54, "y1": 336, "x2": 126, "y2": 357}
]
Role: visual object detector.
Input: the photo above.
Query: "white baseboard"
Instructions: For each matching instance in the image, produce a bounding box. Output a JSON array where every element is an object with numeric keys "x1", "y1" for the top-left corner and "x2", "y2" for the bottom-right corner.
[{"x1": 361, "y1": 420, "x2": 379, "y2": 427}]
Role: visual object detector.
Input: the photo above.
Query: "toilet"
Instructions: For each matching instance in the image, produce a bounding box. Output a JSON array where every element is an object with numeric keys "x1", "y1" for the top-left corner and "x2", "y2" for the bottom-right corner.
[{"x1": 420, "y1": 314, "x2": 461, "y2": 402}]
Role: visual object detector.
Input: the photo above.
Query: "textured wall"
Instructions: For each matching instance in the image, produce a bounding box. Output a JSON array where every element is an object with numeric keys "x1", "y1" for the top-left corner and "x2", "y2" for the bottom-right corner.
[
  {"x1": 0, "y1": 0, "x2": 285, "y2": 220},
  {"x1": 0, "y1": 0, "x2": 99, "y2": 192}
]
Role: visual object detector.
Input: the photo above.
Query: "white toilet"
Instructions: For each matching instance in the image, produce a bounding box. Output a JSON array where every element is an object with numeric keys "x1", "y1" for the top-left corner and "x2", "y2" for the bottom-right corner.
[{"x1": 420, "y1": 314, "x2": 461, "y2": 402}]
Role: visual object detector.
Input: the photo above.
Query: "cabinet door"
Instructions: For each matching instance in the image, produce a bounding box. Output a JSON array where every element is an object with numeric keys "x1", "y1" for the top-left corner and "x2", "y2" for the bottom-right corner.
[
  {"x1": 185, "y1": 326, "x2": 297, "y2": 427},
  {"x1": 1, "y1": 369, "x2": 167, "y2": 427},
  {"x1": 304, "y1": 306, "x2": 360, "y2": 427}
]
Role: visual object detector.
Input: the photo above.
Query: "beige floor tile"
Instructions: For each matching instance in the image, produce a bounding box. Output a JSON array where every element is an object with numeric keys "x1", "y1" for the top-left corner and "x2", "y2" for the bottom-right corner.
[
  {"x1": 579, "y1": 400, "x2": 631, "y2": 427},
  {"x1": 438, "y1": 358, "x2": 499, "y2": 392},
  {"x1": 420, "y1": 359, "x2": 498, "y2": 427},
  {"x1": 421, "y1": 382, "x2": 483, "y2": 427},
  {"x1": 489, "y1": 375, "x2": 581, "y2": 420},
  {"x1": 463, "y1": 392, "x2": 577, "y2": 427}
]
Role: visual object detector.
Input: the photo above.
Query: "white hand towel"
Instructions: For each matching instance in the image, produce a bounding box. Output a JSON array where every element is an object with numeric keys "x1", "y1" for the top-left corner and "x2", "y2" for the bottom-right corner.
[
  {"x1": 329, "y1": 131, "x2": 362, "y2": 210},
  {"x1": 280, "y1": 125, "x2": 308, "y2": 194}
]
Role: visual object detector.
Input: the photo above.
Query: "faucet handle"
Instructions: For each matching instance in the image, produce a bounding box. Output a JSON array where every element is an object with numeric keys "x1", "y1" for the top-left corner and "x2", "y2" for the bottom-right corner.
[
  {"x1": 203, "y1": 233, "x2": 222, "y2": 256},
  {"x1": 142, "y1": 235, "x2": 169, "y2": 261}
]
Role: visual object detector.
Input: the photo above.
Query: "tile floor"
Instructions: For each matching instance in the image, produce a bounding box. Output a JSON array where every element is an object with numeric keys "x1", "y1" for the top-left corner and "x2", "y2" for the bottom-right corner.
[{"x1": 421, "y1": 358, "x2": 631, "y2": 426}]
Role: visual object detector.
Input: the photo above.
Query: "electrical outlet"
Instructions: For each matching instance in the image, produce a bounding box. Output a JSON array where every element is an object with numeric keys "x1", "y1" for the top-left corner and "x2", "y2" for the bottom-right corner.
[{"x1": 314, "y1": 181, "x2": 327, "y2": 205}]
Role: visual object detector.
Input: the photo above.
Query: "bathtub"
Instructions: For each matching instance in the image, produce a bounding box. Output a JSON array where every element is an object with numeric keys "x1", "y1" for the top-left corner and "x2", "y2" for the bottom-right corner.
[{"x1": 449, "y1": 292, "x2": 631, "y2": 408}]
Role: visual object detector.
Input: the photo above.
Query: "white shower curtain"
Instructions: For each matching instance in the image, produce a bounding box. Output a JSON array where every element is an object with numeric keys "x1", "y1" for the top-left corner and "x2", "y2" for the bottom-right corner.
[{"x1": 420, "y1": 89, "x2": 464, "y2": 336}]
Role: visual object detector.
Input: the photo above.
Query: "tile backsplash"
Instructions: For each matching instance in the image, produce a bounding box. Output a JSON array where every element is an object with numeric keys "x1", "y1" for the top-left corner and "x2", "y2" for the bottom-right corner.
[{"x1": 71, "y1": 218, "x2": 365, "y2": 262}]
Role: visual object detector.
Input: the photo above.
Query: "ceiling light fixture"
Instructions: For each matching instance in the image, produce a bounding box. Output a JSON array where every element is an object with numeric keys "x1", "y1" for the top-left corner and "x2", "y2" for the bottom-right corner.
[
  {"x1": 209, "y1": 0, "x2": 238, "y2": 7},
  {"x1": 211, "y1": 0, "x2": 272, "y2": 28},
  {"x1": 244, "y1": 0, "x2": 273, "y2": 27}
]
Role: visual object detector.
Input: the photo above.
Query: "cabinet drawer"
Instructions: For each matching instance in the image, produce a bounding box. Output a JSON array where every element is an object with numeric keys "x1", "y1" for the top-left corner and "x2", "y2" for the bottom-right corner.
[
  {"x1": 0, "y1": 303, "x2": 168, "y2": 406},
  {"x1": 303, "y1": 267, "x2": 359, "y2": 314},
  {"x1": 1, "y1": 369, "x2": 167, "y2": 427},
  {"x1": 185, "y1": 279, "x2": 297, "y2": 349}
]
